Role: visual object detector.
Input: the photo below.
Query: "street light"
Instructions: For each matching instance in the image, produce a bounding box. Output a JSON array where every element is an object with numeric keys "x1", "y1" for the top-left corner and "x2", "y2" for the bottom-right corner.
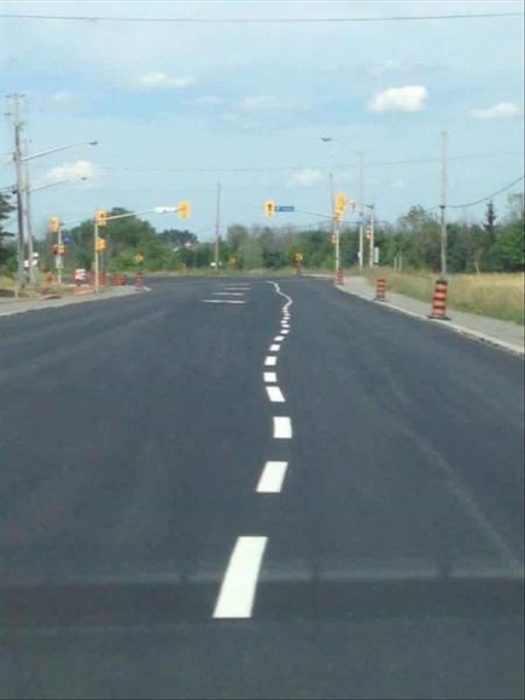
[{"x1": 21, "y1": 140, "x2": 98, "y2": 163}]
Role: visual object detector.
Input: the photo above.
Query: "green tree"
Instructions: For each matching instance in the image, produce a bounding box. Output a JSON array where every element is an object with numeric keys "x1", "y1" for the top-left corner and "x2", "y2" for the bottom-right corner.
[{"x1": 0, "y1": 192, "x2": 16, "y2": 271}]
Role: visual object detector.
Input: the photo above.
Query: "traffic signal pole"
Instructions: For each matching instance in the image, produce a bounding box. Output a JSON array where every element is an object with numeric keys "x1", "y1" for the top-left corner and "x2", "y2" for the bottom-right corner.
[
  {"x1": 57, "y1": 223, "x2": 63, "y2": 285},
  {"x1": 93, "y1": 220, "x2": 100, "y2": 293}
]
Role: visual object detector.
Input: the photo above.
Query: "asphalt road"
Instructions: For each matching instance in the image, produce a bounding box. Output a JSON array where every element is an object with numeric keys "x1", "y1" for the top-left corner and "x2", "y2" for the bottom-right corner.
[{"x1": 1, "y1": 276, "x2": 523, "y2": 700}]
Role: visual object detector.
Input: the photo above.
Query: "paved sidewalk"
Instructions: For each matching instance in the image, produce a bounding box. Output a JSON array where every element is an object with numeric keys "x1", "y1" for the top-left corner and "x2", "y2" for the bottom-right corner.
[
  {"x1": 335, "y1": 274, "x2": 524, "y2": 356},
  {"x1": 0, "y1": 286, "x2": 137, "y2": 318}
]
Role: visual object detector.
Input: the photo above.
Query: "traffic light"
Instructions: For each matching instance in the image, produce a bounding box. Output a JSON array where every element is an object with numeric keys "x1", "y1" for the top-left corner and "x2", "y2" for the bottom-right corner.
[
  {"x1": 335, "y1": 210, "x2": 343, "y2": 225},
  {"x1": 49, "y1": 216, "x2": 60, "y2": 234},
  {"x1": 96, "y1": 210, "x2": 108, "y2": 227},
  {"x1": 294, "y1": 252, "x2": 303, "y2": 263},
  {"x1": 52, "y1": 244, "x2": 59, "y2": 256},
  {"x1": 95, "y1": 237, "x2": 107, "y2": 252},
  {"x1": 178, "y1": 201, "x2": 191, "y2": 219},
  {"x1": 58, "y1": 244, "x2": 65, "y2": 255},
  {"x1": 264, "y1": 200, "x2": 276, "y2": 217},
  {"x1": 335, "y1": 192, "x2": 347, "y2": 214}
]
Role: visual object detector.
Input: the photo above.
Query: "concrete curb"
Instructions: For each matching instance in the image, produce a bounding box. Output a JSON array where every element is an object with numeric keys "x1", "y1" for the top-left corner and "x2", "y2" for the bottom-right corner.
[
  {"x1": 335, "y1": 284, "x2": 525, "y2": 358},
  {"x1": 0, "y1": 287, "x2": 138, "y2": 318}
]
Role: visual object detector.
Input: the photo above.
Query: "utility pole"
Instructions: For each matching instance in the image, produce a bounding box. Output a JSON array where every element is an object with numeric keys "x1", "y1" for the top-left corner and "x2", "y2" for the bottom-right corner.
[
  {"x1": 440, "y1": 130, "x2": 448, "y2": 279},
  {"x1": 357, "y1": 151, "x2": 365, "y2": 271},
  {"x1": 214, "y1": 182, "x2": 221, "y2": 272},
  {"x1": 8, "y1": 94, "x2": 26, "y2": 295},
  {"x1": 23, "y1": 140, "x2": 37, "y2": 284}
]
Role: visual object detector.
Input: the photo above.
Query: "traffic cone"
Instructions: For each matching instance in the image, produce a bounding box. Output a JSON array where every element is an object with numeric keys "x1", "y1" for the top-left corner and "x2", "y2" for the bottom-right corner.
[
  {"x1": 375, "y1": 277, "x2": 387, "y2": 301},
  {"x1": 429, "y1": 279, "x2": 450, "y2": 320}
]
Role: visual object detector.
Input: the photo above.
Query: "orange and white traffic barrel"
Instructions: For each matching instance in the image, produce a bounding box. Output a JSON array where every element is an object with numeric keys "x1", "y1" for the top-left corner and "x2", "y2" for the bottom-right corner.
[
  {"x1": 429, "y1": 279, "x2": 450, "y2": 320},
  {"x1": 375, "y1": 277, "x2": 387, "y2": 301},
  {"x1": 336, "y1": 267, "x2": 344, "y2": 285}
]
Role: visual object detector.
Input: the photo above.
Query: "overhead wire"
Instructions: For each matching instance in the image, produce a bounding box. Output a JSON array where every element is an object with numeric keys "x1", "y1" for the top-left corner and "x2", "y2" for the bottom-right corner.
[{"x1": 1, "y1": 11, "x2": 522, "y2": 24}]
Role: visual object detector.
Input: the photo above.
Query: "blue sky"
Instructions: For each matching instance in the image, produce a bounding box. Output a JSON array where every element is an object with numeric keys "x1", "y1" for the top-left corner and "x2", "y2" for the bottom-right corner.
[{"x1": 1, "y1": 0, "x2": 524, "y2": 239}]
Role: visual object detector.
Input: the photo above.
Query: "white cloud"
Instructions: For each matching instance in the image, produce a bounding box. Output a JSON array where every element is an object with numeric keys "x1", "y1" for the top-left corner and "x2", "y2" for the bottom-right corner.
[
  {"x1": 135, "y1": 72, "x2": 196, "y2": 90},
  {"x1": 40, "y1": 160, "x2": 100, "y2": 186},
  {"x1": 287, "y1": 169, "x2": 324, "y2": 188},
  {"x1": 196, "y1": 95, "x2": 224, "y2": 106},
  {"x1": 368, "y1": 85, "x2": 428, "y2": 113},
  {"x1": 470, "y1": 102, "x2": 521, "y2": 119},
  {"x1": 389, "y1": 178, "x2": 406, "y2": 189},
  {"x1": 52, "y1": 91, "x2": 75, "y2": 103},
  {"x1": 368, "y1": 60, "x2": 438, "y2": 76},
  {"x1": 239, "y1": 96, "x2": 279, "y2": 113}
]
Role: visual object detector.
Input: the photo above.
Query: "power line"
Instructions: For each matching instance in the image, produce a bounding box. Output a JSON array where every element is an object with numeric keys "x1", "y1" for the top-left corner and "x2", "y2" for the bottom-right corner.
[
  {"x1": 1, "y1": 11, "x2": 522, "y2": 24},
  {"x1": 448, "y1": 174, "x2": 524, "y2": 209},
  {"x1": 27, "y1": 151, "x2": 520, "y2": 176}
]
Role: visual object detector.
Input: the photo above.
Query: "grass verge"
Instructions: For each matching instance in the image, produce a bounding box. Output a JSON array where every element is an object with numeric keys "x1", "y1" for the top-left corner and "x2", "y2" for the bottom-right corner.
[{"x1": 366, "y1": 269, "x2": 525, "y2": 325}]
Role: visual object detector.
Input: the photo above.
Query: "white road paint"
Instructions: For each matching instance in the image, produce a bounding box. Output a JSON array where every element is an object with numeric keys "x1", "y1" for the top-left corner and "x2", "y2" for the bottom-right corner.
[
  {"x1": 257, "y1": 461, "x2": 289, "y2": 493},
  {"x1": 214, "y1": 292, "x2": 245, "y2": 296},
  {"x1": 213, "y1": 536, "x2": 268, "y2": 619},
  {"x1": 274, "y1": 335, "x2": 284, "y2": 341},
  {"x1": 273, "y1": 416, "x2": 292, "y2": 439},
  {"x1": 264, "y1": 355, "x2": 277, "y2": 366},
  {"x1": 264, "y1": 372, "x2": 277, "y2": 383},
  {"x1": 281, "y1": 329, "x2": 289, "y2": 335},
  {"x1": 269, "y1": 343, "x2": 280, "y2": 352},
  {"x1": 202, "y1": 299, "x2": 245, "y2": 304},
  {"x1": 266, "y1": 386, "x2": 285, "y2": 403},
  {"x1": 281, "y1": 323, "x2": 290, "y2": 329}
]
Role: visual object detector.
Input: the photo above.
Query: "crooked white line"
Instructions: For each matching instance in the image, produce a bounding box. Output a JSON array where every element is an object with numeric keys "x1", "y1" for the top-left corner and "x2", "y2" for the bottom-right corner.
[
  {"x1": 202, "y1": 299, "x2": 245, "y2": 304},
  {"x1": 257, "y1": 461, "x2": 289, "y2": 493},
  {"x1": 213, "y1": 536, "x2": 267, "y2": 619},
  {"x1": 273, "y1": 416, "x2": 292, "y2": 438},
  {"x1": 264, "y1": 371, "x2": 277, "y2": 383},
  {"x1": 266, "y1": 386, "x2": 285, "y2": 403},
  {"x1": 264, "y1": 355, "x2": 277, "y2": 366},
  {"x1": 269, "y1": 343, "x2": 280, "y2": 352}
]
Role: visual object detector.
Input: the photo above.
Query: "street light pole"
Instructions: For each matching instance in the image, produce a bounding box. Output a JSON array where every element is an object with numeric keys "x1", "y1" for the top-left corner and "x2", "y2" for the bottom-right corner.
[
  {"x1": 440, "y1": 130, "x2": 448, "y2": 279},
  {"x1": 214, "y1": 182, "x2": 221, "y2": 272},
  {"x1": 22, "y1": 142, "x2": 36, "y2": 284},
  {"x1": 357, "y1": 151, "x2": 365, "y2": 270}
]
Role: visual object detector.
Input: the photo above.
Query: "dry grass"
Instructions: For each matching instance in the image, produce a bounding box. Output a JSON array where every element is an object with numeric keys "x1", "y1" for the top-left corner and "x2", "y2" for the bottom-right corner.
[{"x1": 366, "y1": 268, "x2": 525, "y2": 325}]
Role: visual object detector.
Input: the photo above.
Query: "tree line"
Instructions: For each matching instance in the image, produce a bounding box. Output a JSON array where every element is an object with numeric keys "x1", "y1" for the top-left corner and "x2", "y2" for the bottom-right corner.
[{"x1": 1, "y1": 193, "x2": 523, "y2": 276}]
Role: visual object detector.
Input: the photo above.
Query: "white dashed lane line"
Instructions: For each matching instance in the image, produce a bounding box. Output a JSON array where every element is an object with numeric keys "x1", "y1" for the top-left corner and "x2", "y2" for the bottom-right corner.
[
  {"x1": 273, "y1": 416, "x2": 293, "y2": 439},
  {"x1": 269, "y1": 343, "x2": 280, "y2": 352},
  {"x1": 214, "y1": 292, "x2": 245, "y2": 296},
  {"x1": 264, "y1": 356, "x2": 277, "y2": 367},
  {"x1": 281, "y1": 329, "x2": 289, "y2": 335},
  {"x1": 266, "y1": 386, "x2": 285, "y2": 403},
  {"x1": 257, "y1": 461, "x2": 289, "y2": 493},
  {"x1": 213, "y1": 536, "x2": 268, "y2": 619},
  {"x1": 274, "y1": 335, "x2": 284, "y2": 341},
  {"x1": 264, "y1": 371, "x2": 277, "y2": 383},
  {"x1": 202, "y1": 299, "x2": 245, "y2": 304}
]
